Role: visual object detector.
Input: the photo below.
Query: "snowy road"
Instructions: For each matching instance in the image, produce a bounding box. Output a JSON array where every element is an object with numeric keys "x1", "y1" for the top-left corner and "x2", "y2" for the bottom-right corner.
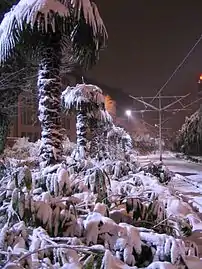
[{"x1": 137, "y1": 152, "x2": 202, "y2": 177}]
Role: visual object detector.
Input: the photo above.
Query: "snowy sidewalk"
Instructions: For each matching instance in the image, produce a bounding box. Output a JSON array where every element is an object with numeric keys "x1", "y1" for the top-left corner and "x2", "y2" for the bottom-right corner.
[
  {"x1": 138, "y1": 152, "x2": 202, "y2": 256},
  {"x1": 138, "y1": 152, "x2": 202, "y2": 212}
]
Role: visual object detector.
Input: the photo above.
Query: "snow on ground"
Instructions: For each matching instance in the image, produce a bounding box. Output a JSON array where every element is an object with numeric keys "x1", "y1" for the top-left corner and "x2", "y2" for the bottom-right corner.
[{"x1": 138, "y1": 151, "x2": 202, "y2": 257}]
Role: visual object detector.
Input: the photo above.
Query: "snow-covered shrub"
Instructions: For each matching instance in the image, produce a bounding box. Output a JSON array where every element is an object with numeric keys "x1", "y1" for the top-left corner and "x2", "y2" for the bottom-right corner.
[
  {"x1": 84, "y1": 166, "x2": 110, "y2": 203},
  {"x1": 4, "y1": 137, "x2": 41, "y2": 160},
  {"x1": 133, "y1": 135, "x2": 158, "y2": 155},
  {"x1": 140, "y1": 162, "x2": 172, "y2": 184},
  {"x1": 101, "y1": 159, "x2": 138, "y2": 180},
  {"x1": 107, "y1": 125, "x2": 133, "y2": 160},
  {"x1": 173, "y1": 109, "x2": 202, "y2": 155},
  {"x1": 0, "y1": 115, "x2": 200, "y2": 269}
]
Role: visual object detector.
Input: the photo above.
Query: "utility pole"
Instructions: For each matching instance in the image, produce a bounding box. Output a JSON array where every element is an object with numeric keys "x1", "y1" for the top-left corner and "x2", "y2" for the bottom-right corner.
[
  {"x1": 129, "y1": 93, "x2": 193, "y2": 161},
  {"x1": 158, "y1": 92, "x2": 162, "y2": 161}
]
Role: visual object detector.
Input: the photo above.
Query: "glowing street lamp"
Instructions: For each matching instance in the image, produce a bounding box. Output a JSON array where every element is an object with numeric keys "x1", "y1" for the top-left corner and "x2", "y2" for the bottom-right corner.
[
  {"x1": 125, "y1": 110, "x2": 132, "y2": 117},
  {"x1": 125, "y1": 110, "x2": 132, "y2": 122}
]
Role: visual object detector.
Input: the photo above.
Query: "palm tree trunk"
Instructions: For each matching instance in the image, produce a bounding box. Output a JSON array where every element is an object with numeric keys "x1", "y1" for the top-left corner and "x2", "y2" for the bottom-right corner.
[
  {"x1": 89, "y1": 118, "x2": 98, "y2": 158},
  {"x1": 0, "y1": 113, "x2": 10, "y2": 154},
  {"x1": 102, "y1": 130, "x2": 109, "y2": 158},
  {"x1": 76, "y1": 111, "x2": 88, "y2": 159},
  {"x1": 38, "y1": 32, "x2": 63, "y2": 167}
]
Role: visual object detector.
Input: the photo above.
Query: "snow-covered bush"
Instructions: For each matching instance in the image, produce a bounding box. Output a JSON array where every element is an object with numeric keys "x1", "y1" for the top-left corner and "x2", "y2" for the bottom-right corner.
[
  {"x1": 4, "y1": 137, "x2": 41, "y2": 160},
  {"x1": 107, "y1": 125, "x2": 133, "y2": 160},
  {"x1": 140, "y1": 162, "x2": 172, "y2": 184},
  {"x1": 133, "y1": 135, "x2": 158, "y2": 155},
  {"x1": 173, "y1": 109, "x2": 202, "y2": 156}
]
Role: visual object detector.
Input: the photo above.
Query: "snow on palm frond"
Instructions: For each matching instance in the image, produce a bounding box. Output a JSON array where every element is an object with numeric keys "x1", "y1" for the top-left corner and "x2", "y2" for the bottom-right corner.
[
  {"x1": 62, "y1": 85, "x2": 91, "y2": 111},
  {"x1": 0, "y1": 0, "x2": 107, "y2": 64},
  {"x1": 99, "y1": 109, "x2": 113, "y2": 124},
  {"x1": 0, "y1": 0, "x2": 70, "y2": 63},
  {"x1": 70, "y1": 0, "x2": 108, "y2": 39},
  {"x1": 61, "y1": 83, "x2": 105, "y2": 113},
  {"x1": 91, "y1": 83, "x2": 105, "y2": 108}
]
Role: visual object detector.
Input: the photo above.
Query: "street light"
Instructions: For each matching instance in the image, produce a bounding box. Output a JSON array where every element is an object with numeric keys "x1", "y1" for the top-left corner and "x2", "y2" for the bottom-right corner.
[
  {"x1": 125, "y1": 110, "x2": 132, "y2": 117},
  {"x1": 125, "y1": 110, "x2": 132, "y2": 123}
]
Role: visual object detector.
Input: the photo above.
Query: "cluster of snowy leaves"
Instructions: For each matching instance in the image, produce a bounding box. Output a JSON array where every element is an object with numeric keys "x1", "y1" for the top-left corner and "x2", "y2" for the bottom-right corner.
[{"x1": 0, "y1": 146, "x2": 202, "y2": 268}]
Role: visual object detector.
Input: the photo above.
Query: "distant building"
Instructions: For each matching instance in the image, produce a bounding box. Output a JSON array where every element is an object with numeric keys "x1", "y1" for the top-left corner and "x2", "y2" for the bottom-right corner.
[{"x1": 9, "y1": 91, "x2": 76, "y2": 142}]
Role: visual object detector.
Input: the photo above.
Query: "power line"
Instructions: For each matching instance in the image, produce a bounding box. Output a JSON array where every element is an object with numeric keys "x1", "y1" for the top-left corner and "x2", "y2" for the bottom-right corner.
[
  {"x1": 149, "y1": 34, "x2": 202, "y2": 104},
  {"x1": 129, "y1": 93, "x2": 192, "y2": 161}
]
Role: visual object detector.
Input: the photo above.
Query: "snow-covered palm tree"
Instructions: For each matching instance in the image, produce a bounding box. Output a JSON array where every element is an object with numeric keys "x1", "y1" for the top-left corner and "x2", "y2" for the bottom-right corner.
[
  {"x1": 107, "y1": 125, "x2": 133, "y2": 159},
  {"x1": 61, "y1": 83, "x2": 106, "y2": 159},
  {"x1": 0, "y1": 0, "x2": 107, "y2": 167},
  {"x1": 89, "y1": 108, "x2": 112, "y2": 159}
]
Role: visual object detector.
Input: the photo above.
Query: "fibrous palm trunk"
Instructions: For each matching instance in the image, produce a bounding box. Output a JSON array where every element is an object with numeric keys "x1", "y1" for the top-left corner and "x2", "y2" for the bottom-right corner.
[
  {"x1": 38, "y1": 32, "x2": 63, "y2": 167},
  {"x1": 89, "y1": 119, "x2": 109, "y2": 160},
  {"x1": 76, "y1": 111, "x2": 88, "y2": 159},
  {"x1": 0, "y1": 113, "x2": 10, "y2": 154},
  {"x1": 89, "y1": 118, "x2": 98, "y2": 158}
]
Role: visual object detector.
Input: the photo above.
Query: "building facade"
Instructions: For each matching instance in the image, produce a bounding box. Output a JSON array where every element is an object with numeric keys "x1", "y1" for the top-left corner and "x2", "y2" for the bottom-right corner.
[{"x1": 9, "y1": 92, "x2": 76, "y2": 142}]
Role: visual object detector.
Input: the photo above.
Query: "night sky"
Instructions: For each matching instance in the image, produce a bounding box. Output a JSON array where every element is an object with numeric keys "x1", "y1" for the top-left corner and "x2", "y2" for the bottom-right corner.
[{"x1": 87, "y1": 1, "x2": 202, "y2": 130}]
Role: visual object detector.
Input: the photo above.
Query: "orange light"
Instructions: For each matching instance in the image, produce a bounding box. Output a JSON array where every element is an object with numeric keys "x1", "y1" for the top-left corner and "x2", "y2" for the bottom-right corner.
[{"x1": 200, "y1": 74, "x2": 202, "y2": 80}]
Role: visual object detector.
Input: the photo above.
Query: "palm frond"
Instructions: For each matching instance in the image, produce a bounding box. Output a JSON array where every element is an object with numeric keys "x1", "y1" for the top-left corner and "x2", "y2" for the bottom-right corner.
[
  {"x1": 0, "y1": 0, "x2": 107, "y2": 69},
  {"x1": 61, "y1": 83, "x2": 104, "y2": 112},
  {"x1": 70, "y1": 0, "x2": 107, "y2": 39},
  {"x1": 0, "y1": 0, "x2": 69, "y2": 64},
  {"x1": 69, "y1": 0, "x2": 107, "y2": 69},
  {"x1": 70, "y1": 18, "x2": 105, "y2": 69}
]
